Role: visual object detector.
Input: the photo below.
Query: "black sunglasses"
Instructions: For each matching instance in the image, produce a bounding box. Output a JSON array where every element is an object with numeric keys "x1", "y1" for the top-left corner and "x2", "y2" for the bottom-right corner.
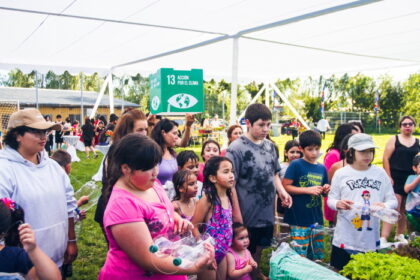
[
  {"x1": 401, "y1": 122, "x2": 414, "y2": 127},
  {"x1": 26, "y1": 127, "x2": 50, "y2": 136}
]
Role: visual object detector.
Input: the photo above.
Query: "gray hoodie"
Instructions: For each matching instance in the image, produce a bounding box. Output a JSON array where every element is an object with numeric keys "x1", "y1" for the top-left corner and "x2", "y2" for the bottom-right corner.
[{"x1": 0, "y1": 146, "x2": 77, "y2": 266}]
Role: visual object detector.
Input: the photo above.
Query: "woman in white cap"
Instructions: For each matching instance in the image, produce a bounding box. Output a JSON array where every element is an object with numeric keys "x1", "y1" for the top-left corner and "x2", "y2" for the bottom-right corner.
[
  {"x1": 327, "y1": 133, "x2": 397, "y2": 270},
  {"x1": 0, "y1": 108, "x2": 78, "y2": 271}
]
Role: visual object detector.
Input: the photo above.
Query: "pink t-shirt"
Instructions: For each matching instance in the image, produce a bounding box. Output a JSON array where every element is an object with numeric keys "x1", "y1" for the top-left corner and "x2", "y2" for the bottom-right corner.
[
  {"x1": 323, "y1": 148, "x2": 340, "y2": 222},
  {"x1": 99, "y1": 183, "x2": 187, "y2": 280},
  {"x1": 197, "y1": 163, "x2": 205, "y2": 183},
  {"x1": 323, "y1": 148, "x2": 340, "y2": 172}
]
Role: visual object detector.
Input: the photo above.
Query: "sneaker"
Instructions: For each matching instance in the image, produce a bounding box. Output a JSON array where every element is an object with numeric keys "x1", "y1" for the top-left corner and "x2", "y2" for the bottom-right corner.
[
  {"x1": 380, "y1": 237, "x2": 390, "y2": 248},
  {"x1": 395, "y1": 234, "x2": 408, "y2": 244}
]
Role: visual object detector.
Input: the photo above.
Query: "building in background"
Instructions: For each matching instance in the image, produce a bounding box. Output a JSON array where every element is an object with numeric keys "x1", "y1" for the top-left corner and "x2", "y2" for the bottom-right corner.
[{"x1": 0, "y1": 87, "x2": 139, "y2": 133}]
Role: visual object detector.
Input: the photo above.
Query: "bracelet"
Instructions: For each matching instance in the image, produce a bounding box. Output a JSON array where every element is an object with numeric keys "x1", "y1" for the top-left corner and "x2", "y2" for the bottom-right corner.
[{"x1": 68, "y1": 239, "x2": 77, "y2": 243}]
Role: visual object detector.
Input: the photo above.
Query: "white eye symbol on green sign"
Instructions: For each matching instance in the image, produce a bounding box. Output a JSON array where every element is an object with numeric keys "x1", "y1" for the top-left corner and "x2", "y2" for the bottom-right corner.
[
  {"x1": 168, "y1": 93, "x2": 198, "y2": 109},
  {"x1": 151, "y1": 96, "x2": 160, "y2": 110}
]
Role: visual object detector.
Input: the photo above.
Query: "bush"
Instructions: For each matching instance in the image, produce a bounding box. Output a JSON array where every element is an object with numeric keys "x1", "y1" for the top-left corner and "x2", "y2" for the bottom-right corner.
[
  {"x1": 260, "y1": 247, "x2": 275, "y2": 276},
  {"x1": 341, "y1": 252, "x2": 420, "y2": 280}
]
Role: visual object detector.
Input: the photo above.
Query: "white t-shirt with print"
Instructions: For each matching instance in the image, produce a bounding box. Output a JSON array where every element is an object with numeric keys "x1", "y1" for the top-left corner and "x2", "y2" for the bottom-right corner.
[{"x1": 328, "y1": 165, "x2": 397, "y2": 252}]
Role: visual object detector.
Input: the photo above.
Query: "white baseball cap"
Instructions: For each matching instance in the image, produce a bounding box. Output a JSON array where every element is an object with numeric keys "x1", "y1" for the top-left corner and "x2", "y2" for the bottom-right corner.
[{"x1": 348, "y1": 133, "x2": 377, "y2": 151}]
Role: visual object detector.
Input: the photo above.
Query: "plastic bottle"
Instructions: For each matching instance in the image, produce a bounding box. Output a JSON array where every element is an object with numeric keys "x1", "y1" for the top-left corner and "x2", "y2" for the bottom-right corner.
[
  {"x1": 352, "y1": 204, "x2": 400, "y2": 224},
  {"x1": 370, "y1": 206, "x2": 400, "y2": 224},
  {"x1": 171, "y1": 237, "x2": 214, "y2": 268},
  {"x1": 171, "y1": 244, "x2": 201, "y2": 268},
  {"x1": 149, "y1": 236, "x2": 177, "y2": 257}
]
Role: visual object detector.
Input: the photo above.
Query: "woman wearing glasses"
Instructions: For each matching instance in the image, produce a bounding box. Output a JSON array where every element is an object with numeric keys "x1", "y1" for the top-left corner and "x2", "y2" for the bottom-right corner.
[
  {"x1": 0, "y1": 108, "x2": 78, "y2": 270},
  {"x1": 381, "y1": 116, "x2": 419, "y2": 245}
]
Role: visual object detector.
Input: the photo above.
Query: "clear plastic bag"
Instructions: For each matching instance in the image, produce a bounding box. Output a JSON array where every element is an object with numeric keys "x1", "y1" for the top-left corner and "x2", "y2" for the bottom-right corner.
[{"x1": 352, "y1": 203, "x2": 400, "y2": 224}]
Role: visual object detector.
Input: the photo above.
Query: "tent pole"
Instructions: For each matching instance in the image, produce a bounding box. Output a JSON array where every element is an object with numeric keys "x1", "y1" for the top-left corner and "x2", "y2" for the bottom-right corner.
[
  {"x1": 80, "y1": 73, "x2": 84, "y2": 123},
  {"x1": 90, "y1": 73, "x2": 111, "y2": 119},
  {"x1": 237, "y1": 84, "x2": 266, "y2": 121},
  {"x1": 109, "y1": 74, "x2": 114, "y2": 114},
  {"x1": 265, "y1": 84, "x2": 270, "y2": 107},
  {"x1": 230, "y1": 37, "x2": 239, "y2": 125},
  {"x1": 35, "y1": 70, "x2": 39, "y2": 109},
  {"x1": 121, "y1": 76, "x2": 125, "y2": 113},
  {"x1": 270, "y1": 83, "x2": 310, "y2": 129}
]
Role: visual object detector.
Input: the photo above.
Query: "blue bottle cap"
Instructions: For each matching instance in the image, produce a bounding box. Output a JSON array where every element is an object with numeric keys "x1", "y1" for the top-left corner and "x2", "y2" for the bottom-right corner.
[
  {"x1": 149, "y1": 245, "x2": 158, "y2": 253},
  {"x1": 173, "y1": 258, "x2": 182, "y2": 266}
]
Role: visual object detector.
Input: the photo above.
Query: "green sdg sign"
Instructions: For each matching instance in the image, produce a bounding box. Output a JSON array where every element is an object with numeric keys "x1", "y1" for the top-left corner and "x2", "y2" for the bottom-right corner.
[{"x1": 149, "y1": 68, "x2": 204, "y2": 115}]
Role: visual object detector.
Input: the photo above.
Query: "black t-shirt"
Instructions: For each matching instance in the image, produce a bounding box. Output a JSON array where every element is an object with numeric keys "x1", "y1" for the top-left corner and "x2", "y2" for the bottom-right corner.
[
  {"x1": 81, "y1": 124, "x2": 95, "y2": 140},
  {"x1": 0, "y1": 247, "x2": 33, "y2": 274}
]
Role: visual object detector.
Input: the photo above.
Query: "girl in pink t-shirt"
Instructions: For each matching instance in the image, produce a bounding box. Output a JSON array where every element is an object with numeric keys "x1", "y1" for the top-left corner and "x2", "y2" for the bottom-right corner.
[
  {"x1": 99, "y1": 134, "x2": 214, "y2": 280},
  {"x1": 226, "y1": 223, "x2": 257, "y2": 280},
  {"x1": 323, "y1": 123, "x2": 357, "y2": 226},
  {"x1": 197, "y1": 140, "x2": 221, "y2": 182}
]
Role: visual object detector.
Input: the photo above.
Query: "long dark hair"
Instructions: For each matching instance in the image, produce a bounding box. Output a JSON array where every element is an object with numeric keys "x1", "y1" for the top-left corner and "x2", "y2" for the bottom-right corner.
[
  {"x1": 327, "y1": 123, "x2": 355, "y2": 152},
  {"x1": 172, "y1": 170, "x2": 195, "y2": 201},
  {"x1": 203, "y1": 156, "x2": 232, "y2": 207},
  {"x1": 151, "y1": 118, "x2": 178, "y2": 157},
  {"x1": 0, "y1": 199, "x2": 25, "y2": 247},
  {"x1": 339, "y1": 134, "x2": 353, "y2": 160},
  {"x1": 104, "y1": 134, "x2": 162, "y2": 204}
]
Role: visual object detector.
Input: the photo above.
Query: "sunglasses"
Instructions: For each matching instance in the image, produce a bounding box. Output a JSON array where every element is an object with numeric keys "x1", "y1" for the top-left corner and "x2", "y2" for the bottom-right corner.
[
  {"x1": 26, "y1": 128, "x2": 50, "y2": 137},
  {"x1": 401, "y1": 122, "x2": 414, "y2": 127}
]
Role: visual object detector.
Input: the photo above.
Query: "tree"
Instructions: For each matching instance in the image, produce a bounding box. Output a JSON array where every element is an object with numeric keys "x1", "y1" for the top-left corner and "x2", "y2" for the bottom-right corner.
[
  {"x1": 59, "y1": 71, "x2": 77, "y2": 90},
  {"x1": 45, "y1": 71, "x2": 60, "y2": 88},
  {"x1": 244, "y1": 81, "x2": 264, "y2": 100},
  {"x1": 126, "y1": 74, "x2": 149, "y2": 110},
  {"x1": 83, "y1": 73, "x2": 102, "y2": 92},
  {"x1": 347, "y1": 74, "x2": 376, "y2": 112},
  {"x1": 402, "y1": 73, "x2": 420, "y2": 122},
  {"x1": 378, "y1": 76, "x2": 404, "y2": 128},
  {"x1": 5, "y1": 69, "x2": 35, "y2": 88}
]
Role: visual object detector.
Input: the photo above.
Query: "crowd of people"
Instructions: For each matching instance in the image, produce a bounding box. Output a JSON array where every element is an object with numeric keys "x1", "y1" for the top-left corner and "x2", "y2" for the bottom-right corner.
[{"x1": 0, "y1": 105, "x2": 418, "y2": 280}]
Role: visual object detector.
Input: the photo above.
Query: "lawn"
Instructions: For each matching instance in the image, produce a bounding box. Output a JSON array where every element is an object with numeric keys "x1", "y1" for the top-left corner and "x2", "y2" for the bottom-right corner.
[{"x1": 69, "y1": 133, "x2": 394, "y2": 279}]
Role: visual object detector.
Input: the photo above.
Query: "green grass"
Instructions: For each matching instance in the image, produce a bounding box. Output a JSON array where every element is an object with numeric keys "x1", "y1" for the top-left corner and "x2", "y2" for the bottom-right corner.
[
  {"x1": 68, "y1": 153, "x2": 107, "y2": 280},
  {"x1": 69, "y1": 134, "x2": 395, "y2": 279}
]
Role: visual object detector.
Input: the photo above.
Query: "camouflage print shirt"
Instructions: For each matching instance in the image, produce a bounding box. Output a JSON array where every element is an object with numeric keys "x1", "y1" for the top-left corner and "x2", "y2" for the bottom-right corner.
[{"x1": 226, "y1": 136, "x2": 280, "y2": 228}]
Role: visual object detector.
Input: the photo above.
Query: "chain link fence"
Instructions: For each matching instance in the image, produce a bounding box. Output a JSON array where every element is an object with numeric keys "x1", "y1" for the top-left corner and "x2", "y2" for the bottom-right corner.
[{"x1": 324, "y1": 111, "x2": 379, "y2": 132}]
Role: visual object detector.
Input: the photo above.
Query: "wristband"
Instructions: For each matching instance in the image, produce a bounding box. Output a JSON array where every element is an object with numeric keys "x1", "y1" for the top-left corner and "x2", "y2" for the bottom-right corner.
[{"x1": 68, "y1": 239, "x2": 77, "y2": 243}]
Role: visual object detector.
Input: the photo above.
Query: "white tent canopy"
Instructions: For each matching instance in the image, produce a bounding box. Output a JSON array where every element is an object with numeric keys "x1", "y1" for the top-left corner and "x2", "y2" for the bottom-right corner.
[
  {"x1": 1, "y1": 0, "x2": 419, "y2": 80},
  {"x1": 1, "y1": 0, "x2": 419, "y2": 122}
]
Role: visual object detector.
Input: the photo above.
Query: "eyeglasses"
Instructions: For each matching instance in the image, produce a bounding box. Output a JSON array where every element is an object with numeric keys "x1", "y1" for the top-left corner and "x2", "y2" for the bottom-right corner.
[
  {"x1": 401, "y1": 122, "x2": 414, "y2": 127},
  {"x1": 26, "y1": 128, "x2": 50, "y2": 137}
]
